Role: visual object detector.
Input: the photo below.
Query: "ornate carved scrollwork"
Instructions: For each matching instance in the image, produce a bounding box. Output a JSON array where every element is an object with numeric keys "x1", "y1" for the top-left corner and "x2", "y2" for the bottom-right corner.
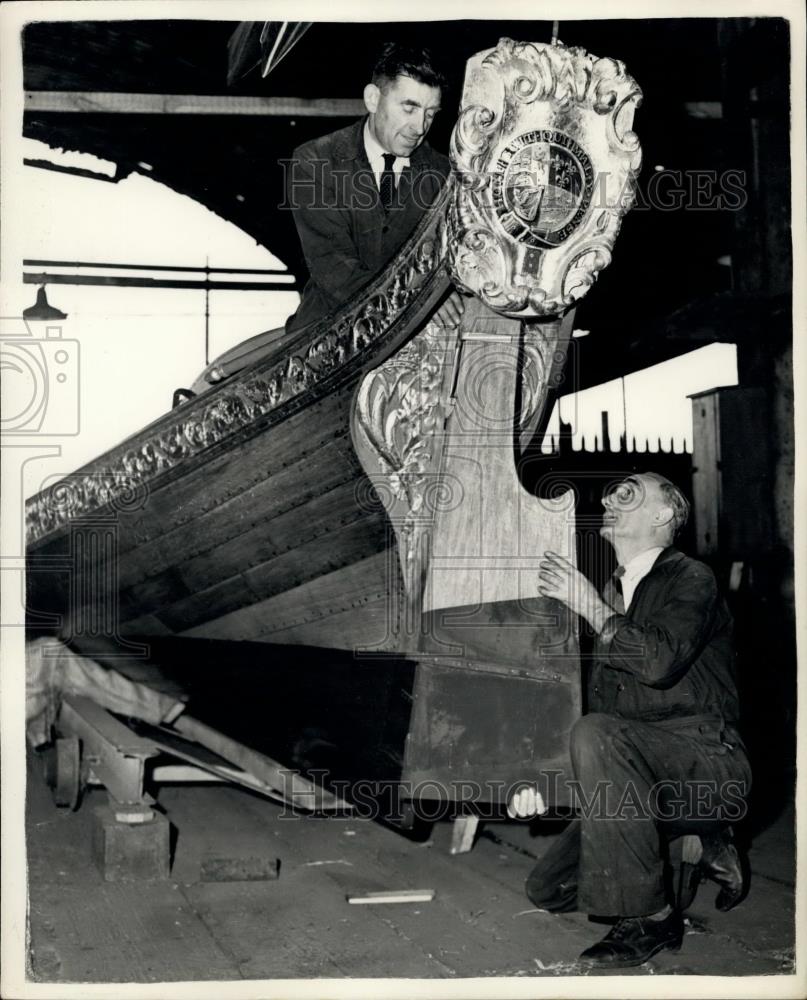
[
  {"x1": 519, "y1": 333, "x2": 552, "y2": 432},
  {"x1": 353, "y1": 322, "x2": 457, "y2": 585},
  {"x1": 447, "y1": 38, "x2": 642, "y2": 317}
]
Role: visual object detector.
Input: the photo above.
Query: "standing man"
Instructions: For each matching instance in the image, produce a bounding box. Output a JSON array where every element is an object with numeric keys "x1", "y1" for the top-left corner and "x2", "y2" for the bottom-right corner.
[
  {"x1": 189, "y1": 43, "x2": 462, "y2": 394},
  {"x1": 510, "y1": 472, "x2": 751, "y2": 968},
  {"x1": 284, "y1": 42, "x2": 463, "y2": 334}
]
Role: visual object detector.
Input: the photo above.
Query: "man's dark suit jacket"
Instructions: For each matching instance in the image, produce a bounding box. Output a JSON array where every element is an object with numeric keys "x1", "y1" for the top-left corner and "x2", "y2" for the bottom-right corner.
[
  {"x1": 589, "y1": 547, "x2": 741, "y2": 734},
  {"x1": 284, "y1": 118, "x2": 450, "y2": 334}
]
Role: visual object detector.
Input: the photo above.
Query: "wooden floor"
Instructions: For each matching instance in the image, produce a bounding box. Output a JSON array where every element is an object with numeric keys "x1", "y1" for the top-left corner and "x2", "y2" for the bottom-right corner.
[{"x1": 24, "y1": 750, "x2": 796, "y2": 985}]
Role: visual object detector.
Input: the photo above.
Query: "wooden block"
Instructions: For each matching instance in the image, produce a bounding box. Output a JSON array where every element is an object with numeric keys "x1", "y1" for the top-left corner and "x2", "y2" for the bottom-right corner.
[
  {"x1": 199, "y1": 856, "x2": 280, "y2": 882},
  {"x1": 449, "y1": 815, "x2": 480, "y2": 855},
  {"x1": 91, "y1": 805, "x2": 170, "y2": 882},
  {"x1": 347, "y1": 889, "x2": 435, "y2": 904}
]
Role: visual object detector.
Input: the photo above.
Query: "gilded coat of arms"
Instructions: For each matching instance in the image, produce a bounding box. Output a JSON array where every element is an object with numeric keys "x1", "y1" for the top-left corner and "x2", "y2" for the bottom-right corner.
[{"x1": 448, "y1": 38, "x2": 643, "y2": 317}]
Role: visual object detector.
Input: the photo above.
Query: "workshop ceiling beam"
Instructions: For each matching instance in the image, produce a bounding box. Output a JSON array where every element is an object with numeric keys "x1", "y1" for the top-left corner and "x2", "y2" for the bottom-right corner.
[
  {"x1": 23, "y1": 272, "x2": 299, "y2": 292},
  {"x1": 25, "y1": 91, "x2": 366, "y2": 117}
]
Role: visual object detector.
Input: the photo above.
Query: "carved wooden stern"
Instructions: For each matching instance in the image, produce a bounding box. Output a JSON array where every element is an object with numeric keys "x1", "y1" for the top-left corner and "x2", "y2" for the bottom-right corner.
[
  {"x1": 25, "y1": 39, "x2": 641, "y2": 812},
  {"x1": 353, "y1": 297, "x2": 581, "y2": 800}
]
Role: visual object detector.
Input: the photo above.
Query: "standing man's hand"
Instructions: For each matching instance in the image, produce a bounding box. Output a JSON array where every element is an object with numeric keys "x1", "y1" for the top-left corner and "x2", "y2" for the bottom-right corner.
[
  {"x1": 538, "y1": 551, "x2": 614, "y2": 633},
  {"x1": 432, "y1": 290, "x2": 465, "y2": 329}
]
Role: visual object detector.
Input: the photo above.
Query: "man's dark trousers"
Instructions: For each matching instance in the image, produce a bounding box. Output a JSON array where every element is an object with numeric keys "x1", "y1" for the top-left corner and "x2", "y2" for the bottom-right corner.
[{"x1": 527, "y1": 713, "x2": 751, "y2": 916}]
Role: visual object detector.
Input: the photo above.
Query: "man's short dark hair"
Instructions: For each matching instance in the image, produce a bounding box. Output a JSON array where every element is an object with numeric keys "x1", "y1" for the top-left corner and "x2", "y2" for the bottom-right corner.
[{"x1": 371, "y1": 43, "x2": 446, "y2": 92}]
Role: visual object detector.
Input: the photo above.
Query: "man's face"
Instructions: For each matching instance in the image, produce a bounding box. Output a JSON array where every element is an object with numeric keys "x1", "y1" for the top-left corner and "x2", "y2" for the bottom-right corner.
[
  {"x1": 600, "y1": 474, "x2": 667, "y2": 544},
  {"x1": 364, "y1": 74, "x2": 441, "y2": 158}
]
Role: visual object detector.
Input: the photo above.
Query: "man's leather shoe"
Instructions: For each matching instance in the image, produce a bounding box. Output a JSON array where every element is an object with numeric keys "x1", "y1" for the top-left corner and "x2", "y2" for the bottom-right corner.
[
  {"x1": 699, "y1": 831, "x2": 749, "y2": 912},
  {"x1": 579, "y1": 910, "x2": 684, "y2": 969}
]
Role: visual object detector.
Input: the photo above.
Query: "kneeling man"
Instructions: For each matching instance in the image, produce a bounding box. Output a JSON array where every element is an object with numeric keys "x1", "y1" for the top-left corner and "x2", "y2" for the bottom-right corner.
[{"x1": 511, "y1": 472, "x2": 751, "y2": 968}]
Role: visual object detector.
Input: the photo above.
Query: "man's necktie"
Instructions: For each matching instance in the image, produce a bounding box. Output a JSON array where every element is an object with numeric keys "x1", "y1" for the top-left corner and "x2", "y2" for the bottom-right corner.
[
  {"x1": 379, "y1": 153, "x2": 396, "y2": 211},
  {"x1": 603, "y1": 565, "x2": 626, "y2": 615}
]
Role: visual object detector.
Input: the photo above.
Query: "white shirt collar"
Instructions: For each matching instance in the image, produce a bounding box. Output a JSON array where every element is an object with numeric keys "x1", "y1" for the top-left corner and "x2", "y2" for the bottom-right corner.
[
  {"x1": 363, "y1": 120, "x2": 409, "y2": 187},
  {"x1": 620, "y1": 546, "x2": 665, "y2": 610}
]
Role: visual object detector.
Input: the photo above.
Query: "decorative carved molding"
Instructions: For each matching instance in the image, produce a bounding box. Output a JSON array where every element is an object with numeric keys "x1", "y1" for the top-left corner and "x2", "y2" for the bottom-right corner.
[
  {"x1": 353, "y1": 321, "x2": 458, "y2": 589},
  {"x1": 519, "y1": 332, "x2": 553, "y2": 431},
  {"x1": 517, "y1": 312, "x2": 575, "y2": 453},
  {"x1": 26, "y1": 186, "x2": 453, "y2": 545},
  {"x1": 447, "y1": 38, "x2": 642, "y2": 317}
]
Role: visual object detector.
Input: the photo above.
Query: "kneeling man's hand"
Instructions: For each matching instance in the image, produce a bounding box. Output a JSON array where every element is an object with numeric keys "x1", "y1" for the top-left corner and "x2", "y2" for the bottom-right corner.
[
  {"x1": 507, "y1": 784, "x2": 547, "y2": 819},
  {"x1": 538, "y1": 551, "x2": 611, "y2": 633}
]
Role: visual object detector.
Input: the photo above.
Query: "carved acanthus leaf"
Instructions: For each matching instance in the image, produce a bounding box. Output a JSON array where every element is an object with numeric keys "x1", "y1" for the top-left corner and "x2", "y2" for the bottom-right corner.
[{"x1": 355, "y1": 322, "x2": 450, "y2": 524}]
